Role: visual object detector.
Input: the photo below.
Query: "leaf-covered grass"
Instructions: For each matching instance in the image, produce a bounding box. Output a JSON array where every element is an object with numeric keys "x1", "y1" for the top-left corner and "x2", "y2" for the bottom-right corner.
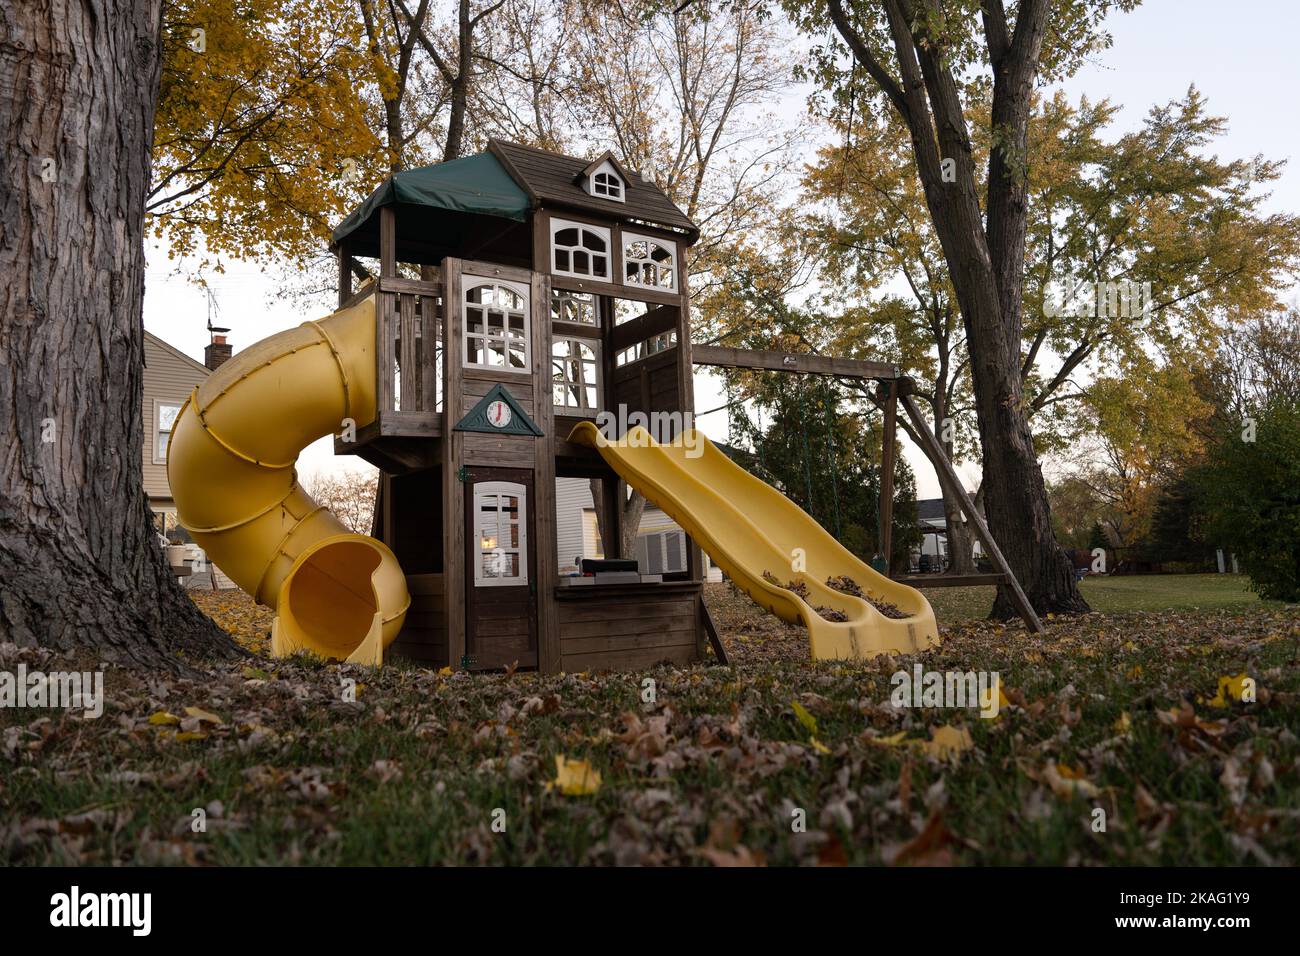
[
  {"x1": 2, "y1": 580, "x2": 1297, "y2": 865},
  {"x1": 922, "y1": 572, "x2": 1264, "y2": 623}
]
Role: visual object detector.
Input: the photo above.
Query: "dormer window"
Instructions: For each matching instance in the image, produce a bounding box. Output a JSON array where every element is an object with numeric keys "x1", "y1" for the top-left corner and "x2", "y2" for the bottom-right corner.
[
  {"x1": 580, "y1": 156, "x2": 627, "y2": 204},
  {"x1": 592, "y1": 171, "x2": 622, "y2": 200}
]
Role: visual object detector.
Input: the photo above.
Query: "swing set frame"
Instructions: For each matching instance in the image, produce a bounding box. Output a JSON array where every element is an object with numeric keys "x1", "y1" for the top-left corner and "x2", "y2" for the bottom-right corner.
[{"x1": 692, "y1": 345, "x2": 1045, "y2": 634}]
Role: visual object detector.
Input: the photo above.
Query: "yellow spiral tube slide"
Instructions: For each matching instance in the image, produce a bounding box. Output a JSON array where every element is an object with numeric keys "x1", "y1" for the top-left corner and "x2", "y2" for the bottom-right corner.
[{"x1": 167, "y1": 295, "x2": 409, "y2": 665}]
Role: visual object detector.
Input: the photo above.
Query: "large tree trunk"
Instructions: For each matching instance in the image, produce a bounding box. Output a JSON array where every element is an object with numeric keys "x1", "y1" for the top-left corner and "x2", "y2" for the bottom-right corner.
[
  {"x1": 0, "y1": 0, "x2": 237, "y2": 666},
  {"x1": 829, "y1": 0, "x2": 1087, "y2": 618},
  {"x1": 940, "y1": 490, "x2": 976, "y2": 574},
  {"x1": 587, "y1": 478, "x2": 647, "y2": 560}
]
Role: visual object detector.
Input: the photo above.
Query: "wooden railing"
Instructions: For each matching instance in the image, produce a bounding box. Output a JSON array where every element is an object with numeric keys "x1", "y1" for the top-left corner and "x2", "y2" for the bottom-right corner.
[{"x1": 376, "y1": 275, "x2": 443, "y2": 433}]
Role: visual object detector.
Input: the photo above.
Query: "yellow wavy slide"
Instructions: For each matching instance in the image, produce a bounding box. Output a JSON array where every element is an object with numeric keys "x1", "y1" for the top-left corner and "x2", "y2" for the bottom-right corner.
[
  {"x1": 569, "y1": 422, "x2": 939, "y2": 660},
  {"x1": 168, "y1": 295, "x2": 409, "y2": 665}
]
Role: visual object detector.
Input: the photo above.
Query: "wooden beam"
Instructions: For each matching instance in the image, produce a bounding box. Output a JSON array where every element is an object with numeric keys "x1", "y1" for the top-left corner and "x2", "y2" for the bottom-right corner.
[
  {"x1": 379, "y1": 207, "x2": 396, "y2": 277},
  {"x1": 339, "y1": 280, "x2": 376, "y2": 311},
  {"x1": 378, "y1": 275, "x2": 441, "y2": 296},
  {"x1": 895, "y1": 573, "x2": 1007, "y2": 588},
  {"x1": 879, "y1": 379, "x2": 897, "y2": 569},
  {"x1": 700, "y1": 599, "x2": 728, "y2": 665},
  {"x1": 608, "y1": 304, "x2": 677, "y2": 353},
  {"x1": 898, "y1": 394, "x2": 1044, "y2": 634},
  {"x1": 552, "y1": 274, "x2": 682, "y2": 308},
  {"x1": 692, "y1": 345, "x2": 897, "y2": 380}
]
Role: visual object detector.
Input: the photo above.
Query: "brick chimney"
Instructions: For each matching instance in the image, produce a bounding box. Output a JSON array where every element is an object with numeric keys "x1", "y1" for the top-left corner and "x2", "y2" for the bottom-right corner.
[{"x1": 204, "y1": 334, "x2": 233, "y2": 371}]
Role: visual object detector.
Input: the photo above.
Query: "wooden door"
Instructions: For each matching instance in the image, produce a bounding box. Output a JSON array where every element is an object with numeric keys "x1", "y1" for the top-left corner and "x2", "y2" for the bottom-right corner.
[{"x1": 464, "y1": 467, "x2": 538, "y2": 669}]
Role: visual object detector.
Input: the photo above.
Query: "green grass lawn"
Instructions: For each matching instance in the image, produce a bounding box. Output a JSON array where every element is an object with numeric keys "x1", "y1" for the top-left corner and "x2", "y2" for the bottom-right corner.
[
  {"x1": 923, "y1": 573, "x2": 1267, "y2": 623},
  {"x1": 2, "y1": 576, "x2": 1297, "y2": 866}
]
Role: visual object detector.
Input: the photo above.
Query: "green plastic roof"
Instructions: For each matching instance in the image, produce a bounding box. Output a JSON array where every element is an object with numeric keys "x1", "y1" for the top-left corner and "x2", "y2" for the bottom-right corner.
[{"x1": 332, "y1": 151, "x2": 530, "y2": 245}]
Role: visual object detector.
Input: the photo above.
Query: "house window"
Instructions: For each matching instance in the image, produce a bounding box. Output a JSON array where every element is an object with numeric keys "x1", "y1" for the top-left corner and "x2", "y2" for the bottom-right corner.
[
  {"x1": 552, "y1": 337, "x2": 600, "y2": 412},
  {"x1": 463, "y1": 279, "x2": 530, "y2": 371},
  {"x1": 474, "y1": 481, "x2": 527, "y2": 586},
  {"x1": 156, "y1": 401, "x2": 182, "y2": 462},
  {"x1": 551, "y1": 219, "x2": 610, "y2": 281},
  {"x1": 592, "y1": 171, "x2": 622, "y2": 200},
  {"x1": 551, "y1": 288, "x2": 598, "y2": 326},
  {"x1": 623, "y1": 233, "x2": 676, "y2": 290}
]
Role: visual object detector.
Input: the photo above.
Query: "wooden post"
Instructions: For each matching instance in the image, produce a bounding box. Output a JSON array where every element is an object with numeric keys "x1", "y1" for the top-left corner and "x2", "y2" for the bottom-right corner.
[
  {"x1": 376, "y1": 207, "x2": 398, "y2": 417},
  {"x1": 531, "y1": 269, "x2": 561, "y2": 674},
  {"x1": 878, "y1": 379, "x2": 897, "y2": 570},
  {"x1": 600, "y1": 477, "x2": 623, "y2": 559},
  {"x1": 898, "y1": 391, "x2": 1044, "y2": 634},
  {"x1": 337, "y1": 242, "x2": 352, "y2": 308},
  {"x1": 677, "y1": 295, "x2": 704, "y2": 585},
  {"x1": 441, "y1": 257, "x2": 467, "y2": 668}
]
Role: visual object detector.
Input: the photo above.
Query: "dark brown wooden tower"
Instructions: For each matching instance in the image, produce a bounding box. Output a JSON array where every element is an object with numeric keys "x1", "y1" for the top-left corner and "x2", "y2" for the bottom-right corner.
[{"x1": 331, "y1": 140, "x2": 709, "y2": 673}]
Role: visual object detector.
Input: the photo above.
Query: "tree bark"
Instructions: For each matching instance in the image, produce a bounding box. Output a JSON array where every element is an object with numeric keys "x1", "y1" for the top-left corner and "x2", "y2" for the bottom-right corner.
[
  {"x1": 443, "y1": 0, "x2": 473, "y2": 162},
  {"x1": 0, "y1": 0, "x2": 238, "y2": 666},
  {"x1": 941, "y1": 490, "x2": 976, "y2": 573},
  {"x1": 587, "y1": 477, "x2": 647, "y2": 561}
]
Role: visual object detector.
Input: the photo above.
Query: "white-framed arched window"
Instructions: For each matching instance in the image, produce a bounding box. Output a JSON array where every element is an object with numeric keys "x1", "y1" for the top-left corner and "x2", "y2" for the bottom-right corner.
[
  {"x1": 463, "y1": 277, "x2": 530, "y2": 371},
  {"x1": 552, "y1": 337, "x2": 600, "y2": 413},
  {"x1": 473, "y1": 481, "x2": 528, "y2": 586},
  {"x1": 551, "y1": 219, "x2": 611, "y2": 281},
  {"x1": 623, "y1": 232, "x2": 676, "y2": 290}
]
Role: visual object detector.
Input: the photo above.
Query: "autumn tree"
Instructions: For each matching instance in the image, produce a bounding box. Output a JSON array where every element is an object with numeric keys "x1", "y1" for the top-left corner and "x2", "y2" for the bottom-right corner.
[
  {"x1": 575, "y1": 0, "x2": 801, "y2": 555},
  {"x1": 151, "y1": 0, "x2": 385, "y2": 267},
  {"x1": 798, "y1": 86, "x2": 1300, "y2": 576},
  {"x1": 304, "y1": 471, "x2": 379, "y2": 535},
  {"x1": 800, "y1": 99, "x2": 981, "y2": 569},
  {"x1": 151, "y1": 0, "x2": 527, "y2": 277},
  {"x1": 1071, "y1": 361, "x2": 1212, "y2": 549},
  {"x1": 0, "y1": 0, "x2": 237, "y2": 664},
  {"x1": 777, "y1": 0, "x2": 1300, "y2": 617}
]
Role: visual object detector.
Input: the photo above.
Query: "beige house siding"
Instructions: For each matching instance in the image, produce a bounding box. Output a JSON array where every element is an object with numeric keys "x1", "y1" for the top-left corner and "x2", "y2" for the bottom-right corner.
[{"x1": 142, "y1": 332, "x2": 209, "y2": 502}]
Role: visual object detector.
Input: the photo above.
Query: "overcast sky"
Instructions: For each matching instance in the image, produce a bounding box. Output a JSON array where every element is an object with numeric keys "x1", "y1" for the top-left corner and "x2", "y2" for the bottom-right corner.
[{"x1": 142, "y1": 0, "x2": 1299, "y2": 498}]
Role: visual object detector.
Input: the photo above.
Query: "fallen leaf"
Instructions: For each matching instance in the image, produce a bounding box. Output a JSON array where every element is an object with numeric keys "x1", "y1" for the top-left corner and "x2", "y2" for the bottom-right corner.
[
  {"x1": 916, "y1": 725, "x2": 973, "y2": 762},
  {"x1": 183, "y1": 706, "x2": 224, "y2": 725},
  {"x1": 547, "y1": 755, "x2": 601, "y2": 796},
  {"x1": 1043, "y1": 762, "x2": 1101, "y2": 799},
  {"x1": 865, "y1": 730, "x2": 910, "y2": 747},
  {"x1": 790, "y1": 699, "x2": 819, "y2": 736},
  {"x1": 886, "y1": 812, "x2": 957, "y2": 866},
  {"x1": 1205, "y1": 673, "x2": 1254, "y2": 709}
]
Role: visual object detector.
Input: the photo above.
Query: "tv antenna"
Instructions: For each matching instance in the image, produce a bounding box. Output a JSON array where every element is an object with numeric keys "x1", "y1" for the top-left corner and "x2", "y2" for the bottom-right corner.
[{"x1": 204, "y1": 287, "x2": 230, "y2": 342}]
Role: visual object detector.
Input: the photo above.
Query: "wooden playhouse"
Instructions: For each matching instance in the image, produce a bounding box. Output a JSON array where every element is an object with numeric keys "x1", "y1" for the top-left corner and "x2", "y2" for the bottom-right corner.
[{"x1": 331, "y1": 140, "x2": 712, "y2": 674}]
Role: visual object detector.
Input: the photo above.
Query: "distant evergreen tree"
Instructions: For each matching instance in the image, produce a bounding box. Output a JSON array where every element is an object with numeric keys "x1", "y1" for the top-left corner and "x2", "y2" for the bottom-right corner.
[{"x1": 722, "y1": 374, "x2": 920, "y2": 570}]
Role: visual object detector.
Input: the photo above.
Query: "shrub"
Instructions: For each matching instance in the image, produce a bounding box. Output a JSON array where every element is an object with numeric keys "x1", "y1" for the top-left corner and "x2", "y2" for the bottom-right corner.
[{"x1": 1197, "y1": 398, "x2": 1300, "y2": 601}]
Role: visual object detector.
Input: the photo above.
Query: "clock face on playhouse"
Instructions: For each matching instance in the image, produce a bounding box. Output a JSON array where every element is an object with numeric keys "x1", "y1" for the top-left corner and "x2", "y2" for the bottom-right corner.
[{"x1": 486, "y1": 399, "x2": 512, "y2": 428}]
